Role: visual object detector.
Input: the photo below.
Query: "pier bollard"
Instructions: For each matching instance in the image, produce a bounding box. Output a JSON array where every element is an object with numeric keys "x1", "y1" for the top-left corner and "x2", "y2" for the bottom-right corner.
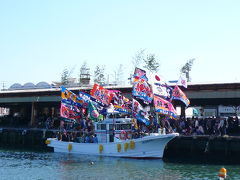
[{"x1": 218, "y1": 167, "x2": 227, "y2": 180}]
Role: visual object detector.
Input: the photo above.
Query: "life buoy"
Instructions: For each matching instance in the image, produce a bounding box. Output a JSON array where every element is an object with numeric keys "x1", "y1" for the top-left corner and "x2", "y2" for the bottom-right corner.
[
  {"x1": 218, "y1": 168, "x2": 227, "y2": 178},
  {"x1": 120, "y1": 131, "x2": 127, "y2": 140}
]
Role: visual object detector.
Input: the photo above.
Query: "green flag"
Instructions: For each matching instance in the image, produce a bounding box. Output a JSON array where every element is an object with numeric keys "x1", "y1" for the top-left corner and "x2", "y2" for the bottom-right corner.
[{"x1": 88, "y1": 101, "x2": 99, "y2": 121}]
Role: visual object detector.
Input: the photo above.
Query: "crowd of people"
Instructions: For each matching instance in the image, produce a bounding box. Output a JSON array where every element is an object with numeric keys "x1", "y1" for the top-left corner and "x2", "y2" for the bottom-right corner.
[
  {"x1": 51, "y1": 115, "x2": 240, "y2": 145},
  {"x1": 161, "y1": 116, "x2": 240, "y2": 136},
  {"x1": 56, "y1": 116, "x2": 98, "y2": 143},
  {"x1": 2, "y1": 110, "x2": 239, "y2": 142}
]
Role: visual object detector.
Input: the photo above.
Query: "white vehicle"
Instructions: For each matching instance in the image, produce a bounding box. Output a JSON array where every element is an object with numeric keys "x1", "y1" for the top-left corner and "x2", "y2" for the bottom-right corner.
[{"x1": 46, "y1": 115, "x2": 178, "y2": 158}]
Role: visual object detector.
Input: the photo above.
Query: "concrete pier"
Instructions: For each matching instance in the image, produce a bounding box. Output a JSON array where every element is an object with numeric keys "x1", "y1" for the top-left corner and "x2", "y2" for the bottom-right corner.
[
  {"x1": 0, "y1": 128, "x2": 54, "y2": 151},
  {"x1": 164, "y1": 135, "x2": 240, "y2": 162}
]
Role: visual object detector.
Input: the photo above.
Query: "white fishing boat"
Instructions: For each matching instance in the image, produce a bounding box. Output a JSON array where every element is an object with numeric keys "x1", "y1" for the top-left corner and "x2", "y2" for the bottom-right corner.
[{"x1": 46, "y1": 115, "x2": 178, "y2": 158}]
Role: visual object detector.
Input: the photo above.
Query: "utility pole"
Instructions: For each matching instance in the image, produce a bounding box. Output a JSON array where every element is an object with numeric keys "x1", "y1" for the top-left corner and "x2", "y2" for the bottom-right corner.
[{"x1": 1, "y1": 81, "x2": 6, "y2": 91}]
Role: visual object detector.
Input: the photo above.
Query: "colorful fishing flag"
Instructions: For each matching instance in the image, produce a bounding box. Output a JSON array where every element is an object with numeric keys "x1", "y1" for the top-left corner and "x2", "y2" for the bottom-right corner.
[
  {"x1": 149, "y1": 73, "x2": 172, "y2": 100},
  {"x1": 109, "y1": 90, "x2": 123, "y2": 106},
  {"x1": 132, "y1": 99, "x2": 150, "y2": 125},
  {"x1": 60, "y1": 86, "x2": 82, "y2": 121},
  {"x1": 177, "y1": 74, "x2": 188, "y2": 88},
  {"x1": 61, "y1": 86, "x2": 82, "y2": 107},
  {"x1": 113, "y1": 105, "x2": 132, "y2": 114},
  {"x1": 88, "y1": 101, "x2": 99, "y2": 121},
  {"x1": 109, "y1": 90, "x2": 132, "y2": 114},
  {"x1": 172, "y1": 85, "x2": 190, "y2": 107},
  {"x1": 132, "y1": 79, "x2": 153, "y2": 104},
  {"x1": 79, "y1": 91, "x2": 105, "y2": 109},
  {"x1": 132, "y1": 67, "x2": 153, "y2": 104},
  {"x1": 133, "y1": 67, "x2": 148, "y2": 82},
  {"x1": 60, "y1": 102, "x2": 80, "y2": 121},
  {"x1": 78, "y1": 91, "x2": 91, "y2": 108},
  {"x1": 154, "y1": 95, "x2": 177, "y2": 119},
  {"x1": 90, "y1": 84, "x2": 113, "y2": 106},
  {"x1": 60, "y1": 103, "x2": 70, "y2": 119}
]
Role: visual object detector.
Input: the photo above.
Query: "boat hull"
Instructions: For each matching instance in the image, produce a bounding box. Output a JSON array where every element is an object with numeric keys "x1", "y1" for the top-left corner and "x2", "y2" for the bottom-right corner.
[{"x1": 47, "y1": 133, "x2": 178, "y2": 158}]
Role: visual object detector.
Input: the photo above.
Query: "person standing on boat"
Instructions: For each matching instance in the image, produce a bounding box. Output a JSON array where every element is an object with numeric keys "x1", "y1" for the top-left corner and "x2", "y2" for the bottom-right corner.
[
  {"x1": 93, "y1": 134, "x2": 98, "y2": 143},
  {"x1": 85, "y1": 135, "x2": 90, "y2": 143}
]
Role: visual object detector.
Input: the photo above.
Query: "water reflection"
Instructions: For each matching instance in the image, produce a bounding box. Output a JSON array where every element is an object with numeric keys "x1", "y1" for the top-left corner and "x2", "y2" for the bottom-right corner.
[{"x1": 0, "y1": 150, "x2": 240, "y2": 180}]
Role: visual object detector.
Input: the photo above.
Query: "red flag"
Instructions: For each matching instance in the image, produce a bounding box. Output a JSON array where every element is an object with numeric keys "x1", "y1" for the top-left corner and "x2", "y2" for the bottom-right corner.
[
  {"x1": 90, "y1": 84, "x2": 113, "y2": 105},
  {"x1": 172, "y1": 85, "x2": 190, "y2": 106}
]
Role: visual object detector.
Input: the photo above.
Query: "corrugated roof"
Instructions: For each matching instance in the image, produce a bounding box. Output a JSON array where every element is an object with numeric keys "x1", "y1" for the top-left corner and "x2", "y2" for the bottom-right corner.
[
  {"x1": 1, "y1": 81, "x2": 240, "y2": 94},
  {"x1": 0, "y1": 84, "x2": 133, "y2": 94}
]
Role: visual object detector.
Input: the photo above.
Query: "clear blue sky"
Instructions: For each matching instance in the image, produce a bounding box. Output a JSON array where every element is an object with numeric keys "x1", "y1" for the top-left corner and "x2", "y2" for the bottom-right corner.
[{"x1": 1, "y1": 0, "x2": 240, "y2": 88}]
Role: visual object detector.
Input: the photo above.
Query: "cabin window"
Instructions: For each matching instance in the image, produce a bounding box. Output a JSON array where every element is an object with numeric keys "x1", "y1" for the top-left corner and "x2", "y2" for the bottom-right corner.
[
  {"x1": 97, "y1": 124, "x2": 106, "y2": 130},
  {"x1": 121, "y1": 124, "x2": 131, "y2": 130},
  {"x1": 114, "y1": 124, "x2": 131, "y2": 130},
  {"x1": 109, "y1": 124, "x2": 114, "y2": 130},
  {"x1": 97, "y1": 124, "x2": 101, "y2": 130},
  {"x1": 115, "y1": 124, "x2": 121, "y2": 130},
  {"x1": 101, "y1": 124, "x2": 106, "y2": 130}
]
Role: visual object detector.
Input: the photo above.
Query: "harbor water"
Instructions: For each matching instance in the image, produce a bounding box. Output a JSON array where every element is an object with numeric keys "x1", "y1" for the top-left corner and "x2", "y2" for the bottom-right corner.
[{"x1": 0, "y1": 150, "x2": 240, "y2": 180}]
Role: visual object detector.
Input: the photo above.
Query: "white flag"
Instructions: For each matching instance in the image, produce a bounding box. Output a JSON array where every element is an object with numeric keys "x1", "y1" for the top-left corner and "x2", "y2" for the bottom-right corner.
[
  {"x1": 149, "y1": 73, "x2": 169, "y2": 98},
  {"x1": 177, "y1": 74, "x2": 188, "y2": 88}
]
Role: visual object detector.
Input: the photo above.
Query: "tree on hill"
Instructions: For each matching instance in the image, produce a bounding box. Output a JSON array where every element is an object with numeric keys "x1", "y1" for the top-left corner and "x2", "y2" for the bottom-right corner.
[
  {"x1": 60, "y1": 67, "x2": 75, "y2": 86},
  {"x1": 132, "y1": 49, "x2": 160, "y2": 73},
  {"x1": 61, "y1": 69, "x2": 70, "y2": 86},
  {"x1": 114, "y1": 64, "x2": 124, "y2": 85},
  {"x1": 132, "y1": 49, "x2": 145, "y2": 69},
  {"x1": 143, "y1": 53, "x2": 160, "y2": 73},
  {"x1": 94, "y1": 65, "x2": 105, "y2": 85},
  {"x1": 180, "y1": 58, "x2": 195, "y2": 82}
]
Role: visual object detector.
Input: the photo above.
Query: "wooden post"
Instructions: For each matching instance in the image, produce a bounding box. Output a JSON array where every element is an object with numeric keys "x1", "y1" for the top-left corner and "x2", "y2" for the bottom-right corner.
[
  {"x1": 30, "y1": 102, "x2": 35, "y2": 127},
  {"x1": 181, "y1": 105, "x2": 186, "y2": 119}
]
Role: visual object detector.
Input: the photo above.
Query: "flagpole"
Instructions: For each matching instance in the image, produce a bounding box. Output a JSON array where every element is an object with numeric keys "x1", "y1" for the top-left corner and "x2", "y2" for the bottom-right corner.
[{"x1": 113, "y1": 106, "x2": 115, "y2": 142}]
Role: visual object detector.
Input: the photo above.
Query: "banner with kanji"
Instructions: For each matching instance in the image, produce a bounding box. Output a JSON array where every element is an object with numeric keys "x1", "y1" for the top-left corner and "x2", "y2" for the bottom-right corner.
[
  {"x1": 90, "y1": 84, "x2": 113, "y2": 106},
  {"x1": 109, "y1": 90, "x2": 123, "y2": 106},
  {"x1": 113, "y1": 105, "x2": 132, "y2": 114},
  {"x1": 61, "y1": 86, "x2": 82, "y2": 107},
  {"x1": 60, "y1": 102, "x2": 80, "y2": 121},
  {"x1": 78, "y1": 91, "x2": 91, "y2": 108},
  {"x1": 154, "y1": 95, "x2": 177, "y2": 119},
  {"x1": 132, "y1": 78, "x2": 153, "y2": 104},
  {"x1": 60, "y1": 87, "x2": 82, "y2": 121},
  {"x1": 132, "y1": 99, "x2": 150, "y2": 125},
  {"x1": 109, "y1": 90, "x2": 132, "y2": 114},
  {"x1": 149, "y1": 73, "x2": 172, "y2": 100},
  {"x1": 152, "y1": 83, "x2": 173, "y2": 100},
  {"x1": 172, "y1": 85, "x2": 190, "y2": 107},
  {"x1": 133, "y1": 67, "x2": 148, "y2": 82},
  {"x1": 79, "y1": 91, "x2": 105, "y2": 108}
]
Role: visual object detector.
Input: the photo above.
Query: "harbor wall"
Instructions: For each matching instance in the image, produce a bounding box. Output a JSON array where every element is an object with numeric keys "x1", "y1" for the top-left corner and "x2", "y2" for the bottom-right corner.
[
  {"x1": 164, "y1": 135, "x2": 240, "y2": 162},
  {"x1": 1, "y1": 128, "x2": 240, "y2": 162},
  {"x1": 0, "y1": 128, "x2": 54, "y2": 152}
]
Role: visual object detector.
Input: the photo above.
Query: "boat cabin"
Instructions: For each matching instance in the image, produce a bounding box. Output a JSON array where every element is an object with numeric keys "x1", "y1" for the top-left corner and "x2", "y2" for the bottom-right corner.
[{"x1": 94, "y1": 113, "x2": 132, "y2": 143}]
